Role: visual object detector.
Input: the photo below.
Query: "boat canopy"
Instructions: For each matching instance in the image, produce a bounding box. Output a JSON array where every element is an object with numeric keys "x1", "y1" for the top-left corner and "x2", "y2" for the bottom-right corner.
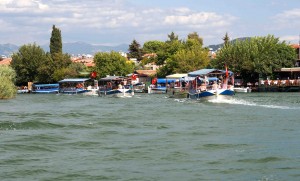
[
  {"x1": 188, "y1": 69, "x2": 233, "y2": 77},
  {"x1": 99, "y1": 76, "x2": 125, "y2": 81},
  {"x1": 32, "y1": 83, "x2": 59, "y2": 87},
  {"x1": 157, "y1": 78, "x2": 177, "y2": 84},
  {"x1": 166, "y1": 73, "x2": 188, "y2": 79},
  {"x1": 58, "y1": 78, "x2": 90, "y2": 83},
  {"x1": 180, "y1": 76, "x2": 219, "y2": 82}
]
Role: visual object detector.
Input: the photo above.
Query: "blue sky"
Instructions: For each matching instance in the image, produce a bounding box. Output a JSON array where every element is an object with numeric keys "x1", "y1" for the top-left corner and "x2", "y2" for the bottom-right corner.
[{"x1": 0, "y1": 0, "x2": 300, "y2": 47}]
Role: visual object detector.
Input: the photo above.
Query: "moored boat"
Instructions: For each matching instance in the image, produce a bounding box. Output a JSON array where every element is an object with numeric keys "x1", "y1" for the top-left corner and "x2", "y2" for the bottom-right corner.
[
  {"x1": 98, "y1": 76, "x2": 134, "y2": 97},
  {"x1": 58, "y1": 78, "x2": 90, "y2": 94},
  {"x1": 31, "y1": 83, "x2": 59, "y2": 94}
]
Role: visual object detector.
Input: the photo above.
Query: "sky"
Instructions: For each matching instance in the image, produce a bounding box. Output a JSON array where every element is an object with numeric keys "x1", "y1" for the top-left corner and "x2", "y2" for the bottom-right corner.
[{"x1": 1, "y1": 0, "x2": 300, "y2": 47}]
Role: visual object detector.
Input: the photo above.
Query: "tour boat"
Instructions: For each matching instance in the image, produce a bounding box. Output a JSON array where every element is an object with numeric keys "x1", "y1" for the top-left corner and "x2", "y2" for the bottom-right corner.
[
  {"x1": 31, "y1": 83, "x2": 59, "y2": 94},
  {"x1": 187, "y1": 69, "x2": 235, "y2": 100}
]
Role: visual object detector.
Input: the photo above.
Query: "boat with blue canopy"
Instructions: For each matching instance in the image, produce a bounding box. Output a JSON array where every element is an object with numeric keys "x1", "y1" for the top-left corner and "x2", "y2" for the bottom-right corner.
[
  {"x1": 98, "y1": 76, "x2": 134, "y2": 97},
  {"x1": 58, "y1": 78, "x2": 90, "y2": 94},
  {"x1": 187, "y1": 68, "x2": 235, "y2": 100},
  {"x1": 31, "y1": 83, "x2": 59, "y2": 94},
  {"x1": 148, "y1": 78, "x2": 177, "y2": 94}
]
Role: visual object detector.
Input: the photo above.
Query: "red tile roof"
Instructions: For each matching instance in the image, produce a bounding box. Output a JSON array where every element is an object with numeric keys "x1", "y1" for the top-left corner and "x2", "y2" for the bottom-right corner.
[{"x1": 0, "y1": 58, "x2": 12, "y2": 65}]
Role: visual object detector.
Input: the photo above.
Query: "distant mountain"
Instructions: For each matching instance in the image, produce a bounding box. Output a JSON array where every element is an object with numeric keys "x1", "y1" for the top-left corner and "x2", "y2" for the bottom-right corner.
[
  {"x1": 207, "y1": 37, "x2": 251, "y2": 51},
  {"x1": 0, "y1": 42, "x2": 129, "y2": 56},
  {"x1": 0, "y1": 43, "x2": 19, "y2": 56},
  {"x1": 1, "y1": 37, "x2": 251, "y2": 56}
]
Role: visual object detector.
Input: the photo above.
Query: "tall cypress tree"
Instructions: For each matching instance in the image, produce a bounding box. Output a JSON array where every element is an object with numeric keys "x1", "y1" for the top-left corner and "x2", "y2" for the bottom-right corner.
[
  {"x1": 50, "y1": 25, "x2": 62, "y2": 55},
  {"x1": 223, "y1": 32, "x2": 230, "y2": 47}
]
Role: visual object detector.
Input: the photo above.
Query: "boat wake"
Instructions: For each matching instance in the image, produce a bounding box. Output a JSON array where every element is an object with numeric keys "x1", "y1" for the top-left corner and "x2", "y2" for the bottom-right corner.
[{"x1": 208, "y1": 98, "x2": 298, "y2": 110}]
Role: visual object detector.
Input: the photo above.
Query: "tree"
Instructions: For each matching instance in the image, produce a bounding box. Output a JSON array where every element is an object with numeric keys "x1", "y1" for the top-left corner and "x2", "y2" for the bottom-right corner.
[
  {"x1": 11, "y1": 43, "x2": 49, "y2": 85},
  {"x1": 49, "y1": 25, "x2": 73, "y2": 81},
  {"x1": 50, "y1": 25, "x2": 62, "y2": 55},
  {"x1": 214, "y1": 35, "x2": 296, "y2": 82},
  {"x1": 167, "y1": 31, "x2": 179, "y2": 42},
  {"x1": 173, "y1": 48, "x2": 210, "y2": 73},
  {"x1": 223, "y1": 32, "x2": 230, "y2": 47},
  {"x1": 157, "y1": 32, "x2": 209, "y2": 77},
  {"x1": 142, "y1": 40, "x2": 164, "y2": 54},
  {"x1": 187, "y1": 32, "x2": 203, "y2": 46},
  {"x1": 94, "y1": 51, "x2": 134, "y2": 78},
  {"x1": 0, "y1": 65, "x2": 17, "y2": 99},
  {"x1": 128, "y1": 39, "x2": 143, "y2": 61}
]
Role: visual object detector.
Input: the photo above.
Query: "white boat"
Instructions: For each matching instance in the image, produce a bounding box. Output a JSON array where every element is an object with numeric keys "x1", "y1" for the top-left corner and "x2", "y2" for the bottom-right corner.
[
  {"x1": 98, "y1": 76, "x2": 134, "y2": 97},
  {"x1": 58, "y1": 78, "x2": 90, "y2": 94},
  {"x1": 187, "y1": 69, "x2": 235, "y2": 100},
  {"x1": 98, "y1": 87, "x2": 134, "y2": 97},
  {"x1": 233, "y1": 87, "x2": 252, "y2": 93},
  {"x1": 165, "y1": 73, "x2": 189, "y2": 98}
]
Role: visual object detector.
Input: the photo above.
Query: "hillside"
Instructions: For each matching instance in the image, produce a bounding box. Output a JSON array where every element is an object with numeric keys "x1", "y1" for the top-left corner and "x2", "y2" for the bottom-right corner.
[
  {"x1": 0, "y1": 42, "x2": 129, "y2": 56},
  {"x1": 0, "y1": 38, "x2": 251, "y2": 56}
]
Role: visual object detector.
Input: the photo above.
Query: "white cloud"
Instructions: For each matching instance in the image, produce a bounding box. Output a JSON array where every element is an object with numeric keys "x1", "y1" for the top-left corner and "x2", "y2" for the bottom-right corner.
[
  {"x1": 280, "y1": 35, "x2": 299, "y2": 44},
  {"x1": 164, "y1": 12, "x2": 236, "y2": 29},
  {"x1": 0, "y1": 0, "x2": 238, "y2": 45},
  {"x1": 273, "y1": 8, "x2": 300, "y2": 28}
]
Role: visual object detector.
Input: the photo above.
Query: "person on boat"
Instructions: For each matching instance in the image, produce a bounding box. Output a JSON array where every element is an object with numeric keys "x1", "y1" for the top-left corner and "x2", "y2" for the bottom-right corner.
[
  {"x1": 118, "y1": 83, "x2": 122, "y2": 89},
  {"x1": 200, "y1": 83, "x2": 207, "y2": 92},
  {"x1": 212, "y1": 81, "x2": 218, "y2": 90}
]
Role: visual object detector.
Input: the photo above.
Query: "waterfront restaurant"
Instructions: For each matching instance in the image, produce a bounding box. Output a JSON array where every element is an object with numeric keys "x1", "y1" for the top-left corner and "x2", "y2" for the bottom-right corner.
[{"x1": 258, "y1": 67, "x2": 300, "y2": 92}]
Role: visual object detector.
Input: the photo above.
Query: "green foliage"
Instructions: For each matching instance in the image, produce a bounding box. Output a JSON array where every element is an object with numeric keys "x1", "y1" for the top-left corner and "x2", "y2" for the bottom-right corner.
[
  {"x1": 0, "y1": 65, "x2": 17, "y2": 99},
  {"x1": 173, "y1": 48, "x2": 210, "y2": 73},
  {"x1": 142, "y1": 40, "x2": 164, "y2": 54},
  {"x1": 167, "y1": 32, "x2": 179, "y2": 42},
  {"x1": 51, "y1": 52, "x2": 72, "y2": 70},
  {"x1": 155, "y1": 31, "x2": 209, "y2": 77},
  {"x1": 50, "y1": 25, "x2": 62, "y2": 55},
  {"x1": 128, "y1": 39, "x2": 143, "y2": 61},
  {"x1": 11, "y1": 43, "x2": 49, "y2": 85},
  {"x1": 223, "y1": 32, "x2": 230, "y2": 46},
  {"x1": 52, "y1": 63, "x2": 84, "y2": 81},
  {"x1": 214, "y1": 35, "x2": 296, "y2": 81},
  {"x1": 94, "y1": 51, "x2": 134, "y2": 78},
  {"x1": 187, "y1": 32, "x2": 203, "y2": 46}
]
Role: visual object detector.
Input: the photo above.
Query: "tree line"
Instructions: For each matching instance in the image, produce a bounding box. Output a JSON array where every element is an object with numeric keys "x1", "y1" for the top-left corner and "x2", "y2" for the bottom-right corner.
[{"x1": 1, "y1": 25, "x2": 297, "y2": 99}]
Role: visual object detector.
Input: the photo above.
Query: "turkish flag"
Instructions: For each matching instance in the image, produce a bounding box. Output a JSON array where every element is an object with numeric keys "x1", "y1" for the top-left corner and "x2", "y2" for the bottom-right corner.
[
  {"x1": 131, "y1": 74, "x2": 137, "y2": 80},
  {"x1": 90, "y1": 71, "x2": 97, "y2": 79},
  {"x1": 225, "y1": 65, "x2": 228, "y2": 78},
  {"x1": 152, "y1": 78, "x2": 157, "y2": 84}
]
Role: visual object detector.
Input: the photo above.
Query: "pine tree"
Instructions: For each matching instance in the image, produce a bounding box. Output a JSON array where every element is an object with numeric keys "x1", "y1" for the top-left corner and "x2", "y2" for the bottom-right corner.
[
  {"x1": 223, "y1": 32, "x2": 230, "y2": 47},
  {"x1": 128, "y1": 39, "x2": 143, "y2": 61}
]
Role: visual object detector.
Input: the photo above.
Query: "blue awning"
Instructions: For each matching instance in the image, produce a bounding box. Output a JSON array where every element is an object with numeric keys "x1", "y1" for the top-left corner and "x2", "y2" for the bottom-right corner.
[{"x1": 157, "y1": 78, "x2": 177, "y2": 84}]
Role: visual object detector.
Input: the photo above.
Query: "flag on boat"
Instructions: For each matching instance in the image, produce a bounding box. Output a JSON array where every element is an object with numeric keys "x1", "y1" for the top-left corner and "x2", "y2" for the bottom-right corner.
[
  {"x1": 152, "y1": 77, "x2": 157, "y2": 84},
  {"x1": 90, "y1": 71, "x2": 97, "y2": 79},
  {"x1": 131, "y1": 73, "x2": 137, "y2": 80},
  {"x1": 225, "y1": 65, "x2": 229, "y2": 78}
]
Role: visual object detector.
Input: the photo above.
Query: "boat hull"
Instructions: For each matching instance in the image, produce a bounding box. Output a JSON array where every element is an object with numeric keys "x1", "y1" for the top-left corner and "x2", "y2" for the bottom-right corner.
[
  {"x1": 188, "y1": 89, "x2": 234, "y2": 100},
  {"x1": 148, "y1": 87, "x2": 166, "y2": 94},
  {"x1": 98, "y1": 88, "x2": 134, "y2": 97},
  {"x1": 233, "y1": 87, "x2": 252, "y2": 93},
  {"x1": 59, "y1": 88, "x2": 88, "y2": 94}
]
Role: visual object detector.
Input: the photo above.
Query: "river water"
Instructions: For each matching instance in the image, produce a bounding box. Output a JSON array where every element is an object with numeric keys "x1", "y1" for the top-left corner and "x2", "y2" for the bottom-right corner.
[{"x1": 0, "y1": 93, "x2": 299, "y2": 181}]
